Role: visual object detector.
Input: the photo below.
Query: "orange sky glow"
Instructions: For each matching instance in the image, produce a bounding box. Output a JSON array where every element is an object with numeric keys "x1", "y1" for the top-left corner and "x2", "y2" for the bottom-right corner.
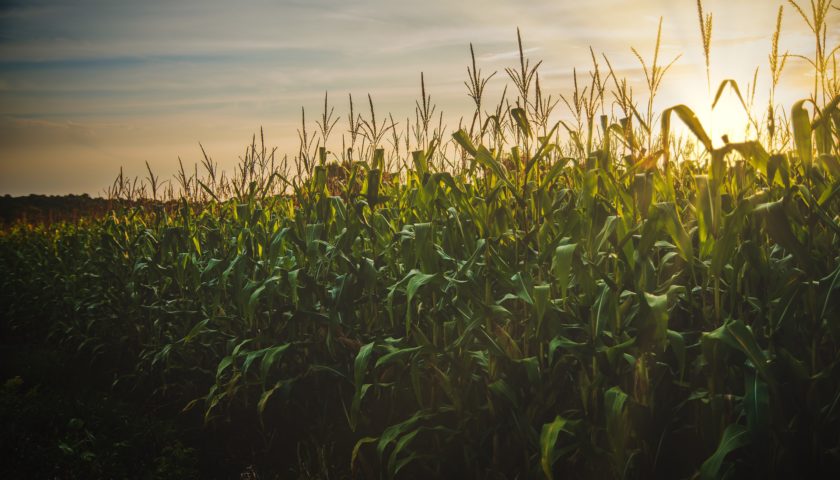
[{"x1": 0, "y1": 0, "x2": 836, "y2": 195}]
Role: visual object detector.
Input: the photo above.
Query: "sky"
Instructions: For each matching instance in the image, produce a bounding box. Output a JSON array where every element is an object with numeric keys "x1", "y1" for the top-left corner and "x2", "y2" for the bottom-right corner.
[{"x1": 0, "y1": 0, "x2": 835, "y2": 196}]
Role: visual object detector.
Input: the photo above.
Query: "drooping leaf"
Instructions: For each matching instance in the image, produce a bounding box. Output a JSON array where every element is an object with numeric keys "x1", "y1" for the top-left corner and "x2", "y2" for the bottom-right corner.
[
  {"x1": 540, "y1": 415, "x2": 568, "y2": 480},
  {"x1": 511, "y1": 272, "x2": 534, "y2": 305},
  {"x1": 703, "y1": 319, "x2": 772, "y2": 382},
  {"x1": 662, "y1": 104, "x2": 712, "y2": 163},
  {"x1": 700, "y1": 424, "x2": 750, "y2": 480},
  {"x1": 452, "y1": 129, "x2": 478, "y2": 156},
  {"x1": 552, "y1": 243, "x2": 577, "y2": 299},
  {"x1": 259, "y1": 343, "x2": 290, "y2": 387},
  {"x1": 712, "y1": 79, "x2": 749, "y2": 112},
  {"x1": 257, "y1": 381, "x2": 282, "y2": 416},
  {"x1": 755, "y1": 200, "x2": 808, "y2": 264}
]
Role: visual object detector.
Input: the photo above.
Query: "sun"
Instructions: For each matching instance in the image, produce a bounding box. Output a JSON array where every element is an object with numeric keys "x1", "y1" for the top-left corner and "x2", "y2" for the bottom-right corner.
[
  {"x1": 664, "y1": 72, "x2": 757, "y2": 152},
  {"x1": 705, "y1": 93, "x2": 754, "y2": 146}
]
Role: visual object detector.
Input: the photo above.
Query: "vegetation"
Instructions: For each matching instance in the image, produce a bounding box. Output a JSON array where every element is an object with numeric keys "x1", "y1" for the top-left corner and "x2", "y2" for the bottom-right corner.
[
  {"x1": 0, "y1": 194, "x2": 118, "y2": 226},
  {"x1": 2, "y1": 1, "x2": 840, "y2": 478}
]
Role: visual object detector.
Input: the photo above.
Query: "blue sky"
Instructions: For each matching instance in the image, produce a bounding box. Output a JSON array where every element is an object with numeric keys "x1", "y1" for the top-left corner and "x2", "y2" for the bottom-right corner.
[{"x1": 0, "y1": 0, "x2": 832, "y2": 195}]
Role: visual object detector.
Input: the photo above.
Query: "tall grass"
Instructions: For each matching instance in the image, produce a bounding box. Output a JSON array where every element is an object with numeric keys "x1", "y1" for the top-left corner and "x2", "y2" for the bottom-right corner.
[{"x1": 2, "y1": 3, "x2": 840, "y2": 478}]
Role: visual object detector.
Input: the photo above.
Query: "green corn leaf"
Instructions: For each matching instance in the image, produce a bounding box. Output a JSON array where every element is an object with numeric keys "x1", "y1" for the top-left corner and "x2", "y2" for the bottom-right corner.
[
  {"x1": 811, "y1": 94, "x2": 839, "y2": 129},
  {"x1": 725, "y1": 320, "x2": 771, "y2": 381},
  {"x1": 375, "y1": 345, "x2": 423, "y2": 369},
  {"x1": 791, "y1": 99, "x2": 812, "y2": 167},
  {"x1": 247, "y1": 284, "x2": 267, "y2": 320},
  {"x1": 474, "y1": 146, "x2": 515, "y2": 191},
  {"x1": 216, "y1": 355, "x2": 233, "y2": 380},
  {"x1": 183, "y1": 318, "x2": 210, "y2": 344},
  {"x1": 712, "y1": 79, "x2": 749, "y2": 112},
  {"x1": 511, "y1": 107, "x2": 532, "y2": 138},
  {"x1": 592, "y1": 283, "x2": 611, "y2": 338},
  {"x1": 242, "y1": 347, "x2": 267, "y2": 377},
  {"x1": 533, "y1": 284, "x2": 551, "y2": 332},
  {"x1": 350, "y1": 342, "x2": 375, "y2": 430},
  {"x1": 604, "y1": 386, "x2": 630, "y2": 471},
  {"x1": 703, "y1": 319, "x2": 771, "y2": 382},
  {"x1": 636, "y1": 292, "x2": 669, "y2": 351},
  {"x1": 539, "y1": 157, "x2": 573, "y2": 190},
  {"x1": 695, "y1": 175, "x2": 717, "y2": 252},
  {"x1": 377, "y1": 411, "x2": 429, "y2": 457},
  {"x1": 387, "y1": 429, "x2": 421, "y2": 479},
  {"x1": 515, "y1": 356, "x2": 541, "y2": 385},
  {"x1": 593, "y1": 215, "x2": 618, "y2": 254},
  {"x1": 372, "y1": 147, "x2": 385, "y2": 170},
  {"x1": 652, "y1": 203, "x2": 693, "y2": 263},
  {"x1": 814, "y1": 95, "x2": 839, "y2": 155},
  {"x1": 667, "y1": 330, "x2": 686, "y2": 380},
  {"x1": 540, "y1": 415, "x2": 568, "y2": 480},
  {"x1": 257, "y1": 381, "x2": 282, "y2": 416},
  {"x1": 405, "y1": 270, "x2": 437, "y2": 328},
  {"x1": 413, "y1": 222, "x2": 435, "y2": 272},
  {"x1": 744, "y1": 371, "x2": 770, "y2": 439},
  {"x1": 312, "y1": 165, "x2": 328, "y2": 194},
  {"x1": 633, "y1": 173, "x2": 653, "y2": 218},
  {"x1": 412, "y1": 150, "x2": 428, "y2": 176},
  {"x1": 351, "y1": 437, "x2": 378, "y2": 475},
  {"x1": 524, "y1": 122, "x2": 560, "y2": 178},
  {"x1": 511, "y1": 272, "x2": 534, "y2": 305},
  {"x1": 259, "y1": 344, "x2": 290, "y2": 388},
  {"x1": 755, "y1": 200, "x2": 807, "y2": 263},
  {"x1": 767, "y1": 154, "x2": 790, "y2": 187},
  {"x1": 819, "y1": 154, "x2": 840, "y2": 178},
  {"x1": 287, "y1": 269, "x2": 300, "y2": 306},
  {"x1": 661, "y1": 104, "x2": 712, "y2": 162},
  {"x1": 551, "y1": 243, "x2": 577, "y2": 299},
  {"x1": 452, "y1": 129, "x2": 478, "y2": 156},
  {"x1": 559, "y1": 120, "x2": 585, "y2": 154},
  {"x1": 488, "y1": 379, "x2": 519, "y2": 407},
  {"x1": 728, "y1": 141, "x2": 770, "y2": 176},
  {"x1": 366, "y1": 169, "x2": 381, "y2": 205},
  {"x1": 548, "y1": 336, "x2": 588, "y2": 365},
  {"x1": 607, "y1": 121, "x2": 639, "y2": 151},
  {"x1": 700, "y1": 424, "x2": 750, "y2": 480}
]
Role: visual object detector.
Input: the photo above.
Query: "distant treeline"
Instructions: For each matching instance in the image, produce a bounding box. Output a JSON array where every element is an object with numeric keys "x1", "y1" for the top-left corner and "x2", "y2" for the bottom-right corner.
[
  {"x1": 0, "y1": 194, "x2": 168, "y2": 226},
  {"x1": 0, "y1": 194, "x2": 107, "y2": 225}
]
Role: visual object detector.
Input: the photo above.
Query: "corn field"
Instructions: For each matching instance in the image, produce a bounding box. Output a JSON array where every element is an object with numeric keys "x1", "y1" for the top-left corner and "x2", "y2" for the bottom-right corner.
[{"x1": 2, "y1": 2, "x2": 840, "y2": 478}]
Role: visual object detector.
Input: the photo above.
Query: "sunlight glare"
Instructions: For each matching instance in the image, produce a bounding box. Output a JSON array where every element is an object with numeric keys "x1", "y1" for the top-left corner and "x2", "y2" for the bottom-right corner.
[{"x1": 705, "y1": 93, "x2": 753, "y2": 146}]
